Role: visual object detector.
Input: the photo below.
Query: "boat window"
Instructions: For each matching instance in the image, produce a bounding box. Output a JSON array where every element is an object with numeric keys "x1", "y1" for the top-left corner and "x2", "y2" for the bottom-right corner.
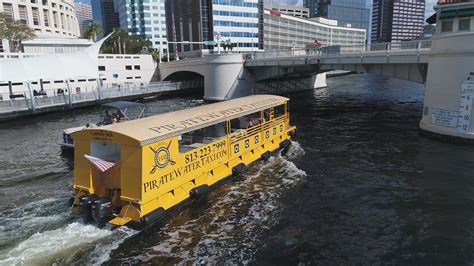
[
  {"x1": 458, "y1": 18, "x2": 470, "y2": 31},
  {"x1": 90, "y1": 140, "x2": 121, "y2": 162},
  {"x1": 179, "y1": 122, "x2": 226, "y2": 153},
  {"x1": 263, "y1": 109, "x2": 271, "y2": 121},
  {"x1": 441, "y1": 19, "x2": 453, "y2": 32},
  {"x1": 274, "y1": 104, "x2": 286, "y2": 118},
  {"x1": 230, "y1": 112, "x2": 262, "y2": 132}
]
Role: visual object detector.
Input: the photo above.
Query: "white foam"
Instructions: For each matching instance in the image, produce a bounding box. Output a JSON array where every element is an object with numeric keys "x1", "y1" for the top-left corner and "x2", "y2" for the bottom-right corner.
[
  {"x1": 284, "y1": 141, "x2": 306, "y2": 160},
  {"x1": 0, "y1": 222, "x2": 112, "y2": 266},
  {"x1": 88, "y1": 226, "x2": 137, "y2": 266}
]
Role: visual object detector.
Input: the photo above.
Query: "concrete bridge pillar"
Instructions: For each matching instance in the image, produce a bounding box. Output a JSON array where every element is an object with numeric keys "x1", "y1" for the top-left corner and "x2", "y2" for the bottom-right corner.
[
  {"x1": 419, "y1": 2, "x2": 474, "y2": 142},
  {"x1": 203, "y1": 54, "x2": 248, "y2": 101}
]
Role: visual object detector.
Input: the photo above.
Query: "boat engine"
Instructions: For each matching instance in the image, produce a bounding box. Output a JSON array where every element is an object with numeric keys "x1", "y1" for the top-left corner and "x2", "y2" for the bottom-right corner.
[
  {"x1": 91, "y1": 198, "x2": 113, "y2": 228},
  {"x1": 79, "y1": 194, "x2": 97, "y2": 223}
]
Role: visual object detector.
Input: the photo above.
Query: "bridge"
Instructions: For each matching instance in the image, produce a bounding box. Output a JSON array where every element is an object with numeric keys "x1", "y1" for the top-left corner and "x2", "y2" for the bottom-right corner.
[
  {"x1": 158, "y1": 39, "x2": 431, "y2": 100},
  {"x1": 158, "y1": 1, "x2": 474, "y2": 142}
]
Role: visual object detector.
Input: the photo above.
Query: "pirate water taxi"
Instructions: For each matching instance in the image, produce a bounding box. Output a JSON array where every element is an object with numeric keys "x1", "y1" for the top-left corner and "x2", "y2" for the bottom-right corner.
[{"x1": 70, "y1": 95, "x2": 295, "y2": 227}]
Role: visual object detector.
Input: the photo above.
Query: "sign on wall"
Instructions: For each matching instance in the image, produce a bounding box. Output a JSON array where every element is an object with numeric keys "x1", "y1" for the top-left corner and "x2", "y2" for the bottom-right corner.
[
  {"x1": 457, "y1": 80, "x2": 474, "y2": 133},
  {"x1": 431, "y1": 108, "x2": 458, "y2": 128}
]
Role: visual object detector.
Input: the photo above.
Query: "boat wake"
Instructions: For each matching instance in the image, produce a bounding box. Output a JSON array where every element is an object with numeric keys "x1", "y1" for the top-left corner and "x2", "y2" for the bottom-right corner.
[
  {"x1": 0, "y1": 197, "x2": 137, "y2": 266},
  {"x1": 117, "y1": 141, "x2": 306, "y2": 264}
]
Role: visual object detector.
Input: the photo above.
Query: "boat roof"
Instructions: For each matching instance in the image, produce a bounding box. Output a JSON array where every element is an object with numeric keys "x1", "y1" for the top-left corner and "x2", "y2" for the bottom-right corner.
[
  {"x1": 79, "y1": 95, "x2": 288, "y2": 146},
  {"x1": 101, "y1": 101, "x2": 145, "y2": 110}
]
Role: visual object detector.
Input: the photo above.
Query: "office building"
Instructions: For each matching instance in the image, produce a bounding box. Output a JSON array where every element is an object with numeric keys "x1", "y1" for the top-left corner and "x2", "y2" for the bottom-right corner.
[
  {"x1": 91, "y1": 0, "x2": 120, "y2": 35},
  {"x1": 116, "y1": 0, "x2": 168, "y2": 55},
  {"x1": 166, "y1": 0, "x2": 263, "y2": 54},
  {"x1": 0, "y1": 0, "x2": 80, "y2": 52},
  {"x1": 75, "y1": 2, "x2": 92, "y2": 34},
  {"x1": 371, "y1": 0, "x2": 425, "y2": 43},
  {"x1": 264, "y1": 9, "x2": 366, "y2": 50},
  {"x1": 0, "y1": 0, "x2": 80, "y2": 38},
  {"x1": 304, "y1": 0, "x2": 370, "y2": 40},
  {"x1": 264, "y1": 2, "x2": 309, "y2": 18}
]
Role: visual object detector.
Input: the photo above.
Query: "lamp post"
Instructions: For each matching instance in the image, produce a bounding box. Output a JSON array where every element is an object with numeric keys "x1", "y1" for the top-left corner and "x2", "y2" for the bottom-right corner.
[{"x1": 215, "y1": 33, "x2": 221, "y2": 54}]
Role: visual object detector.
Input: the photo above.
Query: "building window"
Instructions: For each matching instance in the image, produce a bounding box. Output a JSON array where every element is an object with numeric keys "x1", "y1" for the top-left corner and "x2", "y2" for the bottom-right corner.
[
  {"x1": 458, "y1": 18, "x2": 470, "y2": 31},
  {"x1": 134, "y1": 65, "x2": 140, "y2": 70},
  {"x1": 98, "y1": 66, "x2": 106, "y2": 71},
  {"x1": 2, "y1": 3, "x2": 14, "y2": 20},
  {"x1": 441, "y1": 19, "x2": 453, "y2": 32},
  {"x1": 125, "y1": 65, "x2": 132, "y2": 70}
]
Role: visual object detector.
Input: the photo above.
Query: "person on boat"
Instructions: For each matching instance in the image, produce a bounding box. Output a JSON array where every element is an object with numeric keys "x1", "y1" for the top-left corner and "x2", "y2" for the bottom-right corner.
[{"x1": 103, "y1": 110, "x2": 113, "y2": 125}]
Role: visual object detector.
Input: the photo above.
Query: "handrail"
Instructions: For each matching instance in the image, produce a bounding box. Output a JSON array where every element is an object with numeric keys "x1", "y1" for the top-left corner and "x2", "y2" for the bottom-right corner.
[{"x1": 246, "y1": 39, "x2": 432, "y2": 61}]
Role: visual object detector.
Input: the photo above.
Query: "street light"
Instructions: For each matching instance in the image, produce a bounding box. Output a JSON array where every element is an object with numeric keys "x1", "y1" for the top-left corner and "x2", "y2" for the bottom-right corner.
[{"x1": 215, "y1": 33, "x2": 221, "y2": 54}]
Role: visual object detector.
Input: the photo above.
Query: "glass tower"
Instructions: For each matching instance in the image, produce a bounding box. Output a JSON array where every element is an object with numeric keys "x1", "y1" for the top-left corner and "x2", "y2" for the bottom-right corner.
[
  {"x1": 304, "y1": 0, "x2": 370, "y2": 41},
  {"x1": 166, "y1": 0, "x2": 262, "y2": 53},
  {"x1": 91, "y1": 0, "x2": 120, "y2": 35}
]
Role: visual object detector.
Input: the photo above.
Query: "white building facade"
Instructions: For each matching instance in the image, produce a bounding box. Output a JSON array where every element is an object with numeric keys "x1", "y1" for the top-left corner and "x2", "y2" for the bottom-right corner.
[
  {"x1": 75, "y1": 1, "x2": 92, "y2": 35},
  {"x1": 212, "y1": 0, "x2": 261, "y2": 51},
  {"x1": 264, "y1": 9, "x2": 366, "y2": 50},
  {"x1": 0, "y1": 53, "x2": 156, "y2": 99},
  {"x1": 0, "y1": 0, "x2": 80, "y2": 52},
  {"x1": 116, "y1": 0, "x2": 168, "y2": 55}
]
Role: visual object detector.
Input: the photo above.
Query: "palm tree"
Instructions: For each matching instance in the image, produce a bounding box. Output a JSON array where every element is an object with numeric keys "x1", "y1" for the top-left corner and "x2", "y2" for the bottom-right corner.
[
  {"x1": 83, "y1": 23, "x2": 102, "y2": 42},
  {"x1": 112, "y1": 27, "x2": 128, "y2": 54},
  {"x1": 0, "y1": 13, "x2": 35, "y2": 52}
]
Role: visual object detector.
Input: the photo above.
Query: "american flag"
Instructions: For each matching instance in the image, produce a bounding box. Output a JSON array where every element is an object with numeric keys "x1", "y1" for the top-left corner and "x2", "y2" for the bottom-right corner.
[{"x1": 84, "y1": 154, "x2": 116, "y2": 172}]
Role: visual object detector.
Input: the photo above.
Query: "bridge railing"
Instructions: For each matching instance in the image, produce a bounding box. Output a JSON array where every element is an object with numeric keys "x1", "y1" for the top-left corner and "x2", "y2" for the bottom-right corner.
[{"x1": 246, "y1": 39, "x2": 432, "y2": 61}]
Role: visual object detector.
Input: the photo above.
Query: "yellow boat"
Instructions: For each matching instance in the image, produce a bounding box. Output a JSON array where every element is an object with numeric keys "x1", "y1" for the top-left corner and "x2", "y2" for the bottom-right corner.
[{"x1": 70, "y1": 95, "x2": 296, "y2": 227}]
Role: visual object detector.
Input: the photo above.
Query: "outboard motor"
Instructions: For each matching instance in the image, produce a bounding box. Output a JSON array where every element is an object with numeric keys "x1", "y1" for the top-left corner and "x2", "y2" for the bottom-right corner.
[
  {"x1": 91, "y1": 198, "x2": 113, "y2": 228},
  {"x1": 79, "y1": 194, "x2": 97, "y2": 224}
]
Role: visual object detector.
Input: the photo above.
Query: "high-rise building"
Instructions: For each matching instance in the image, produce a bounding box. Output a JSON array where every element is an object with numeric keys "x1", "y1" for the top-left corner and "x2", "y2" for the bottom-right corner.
[
  {"x1": 371, "y1": 0, "x2": 425, "y2": 43},
  {"x1": 0, "y1": 0, "x2": 81, "y2": 52},
  {"x1": 303, "y1": 0, "x2": 370, "y2": 40},
  {"x1": 0, "y1": 0, "x2": 80, "y2": 38},
  {"x1": 75, "y1": 2, "x2": 92, "y2": 35},
  {"x1": 165, "y1": 0, "x2": 263, "y2": 54},
  {"x1": 91, "y1": 0, "x2": 120, "y2": 35},
  {"x1": 116, "y1": 0, "x2": 168, "y2": 55}
]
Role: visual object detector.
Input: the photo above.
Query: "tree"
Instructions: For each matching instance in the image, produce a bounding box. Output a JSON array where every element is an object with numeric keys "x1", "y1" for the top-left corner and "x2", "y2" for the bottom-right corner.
[
  {"x1": 82, "y1": 22, "x2": 102, "y2": 42},
  {"x1": 0, "y1": 13, "x2": 35, "y2": 52},
  {"x1": 112, "y1": 27, "x2": 128, "y2": 54}
]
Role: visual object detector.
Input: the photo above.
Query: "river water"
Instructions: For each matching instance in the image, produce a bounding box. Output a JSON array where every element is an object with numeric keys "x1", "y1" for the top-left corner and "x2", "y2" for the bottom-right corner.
[{"x1": 0, "y1": 74, "x2": 473, "y2": 265}]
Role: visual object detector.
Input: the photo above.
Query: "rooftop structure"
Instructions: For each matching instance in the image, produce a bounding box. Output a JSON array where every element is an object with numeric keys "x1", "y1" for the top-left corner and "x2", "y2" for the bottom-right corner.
[{"x1": 264, "y1": 2, "x2": 309, "y2": 18}]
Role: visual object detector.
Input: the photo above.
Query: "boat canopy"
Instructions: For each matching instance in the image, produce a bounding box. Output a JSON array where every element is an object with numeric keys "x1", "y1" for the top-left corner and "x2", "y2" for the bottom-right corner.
[
  {"x1": 76, "y1": 95, "x2": 288, "y2": 146},
  {"x1": 101, "y1": 101, "x2": 145, "y2": 110}
]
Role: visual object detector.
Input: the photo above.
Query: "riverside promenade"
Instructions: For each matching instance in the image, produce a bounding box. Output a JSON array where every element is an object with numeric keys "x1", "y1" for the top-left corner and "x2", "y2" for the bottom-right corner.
[{"x1": 0, "y1": 80, "x2": 203, "y2": 121}]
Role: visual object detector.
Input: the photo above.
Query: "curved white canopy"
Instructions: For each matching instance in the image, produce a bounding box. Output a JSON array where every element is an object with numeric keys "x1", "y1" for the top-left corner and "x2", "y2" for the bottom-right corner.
[{"x1": 0, "y1": 36, "x2": 109, "y2": 83}]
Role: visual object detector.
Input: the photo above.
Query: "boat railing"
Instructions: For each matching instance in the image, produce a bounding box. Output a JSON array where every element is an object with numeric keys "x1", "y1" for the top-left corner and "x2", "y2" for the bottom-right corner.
[{"x1": 229, "y1": 115, "x2": 287, "y2": 143}]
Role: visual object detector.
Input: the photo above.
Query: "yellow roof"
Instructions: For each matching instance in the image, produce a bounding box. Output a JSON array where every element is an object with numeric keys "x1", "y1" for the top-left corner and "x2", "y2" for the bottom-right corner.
[{"x1": 81, "y1": 95, "x2": 288, "y2": 146}]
